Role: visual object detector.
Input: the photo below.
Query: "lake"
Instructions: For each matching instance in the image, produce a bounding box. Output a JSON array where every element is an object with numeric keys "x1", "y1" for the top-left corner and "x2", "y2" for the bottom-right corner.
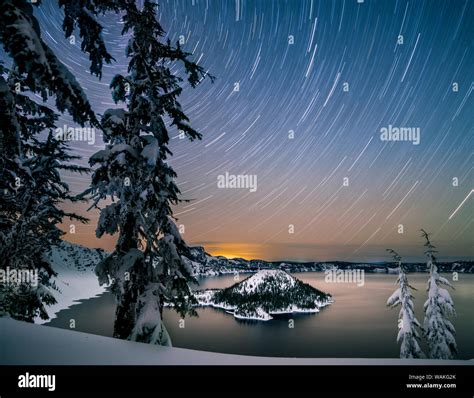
[{"x1": 46, "y1": 272, "x2": 474, "y2": 359}]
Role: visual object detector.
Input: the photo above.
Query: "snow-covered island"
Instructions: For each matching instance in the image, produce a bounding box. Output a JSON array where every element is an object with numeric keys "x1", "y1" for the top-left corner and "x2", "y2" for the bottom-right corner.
[{"x1": 194, "y1": 270, "x2": 333, "y2": 321}]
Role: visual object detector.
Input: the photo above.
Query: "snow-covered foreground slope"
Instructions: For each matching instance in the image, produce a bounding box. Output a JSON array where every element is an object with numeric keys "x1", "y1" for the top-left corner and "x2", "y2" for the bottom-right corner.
[
  {"x1": 37, "y1": 242, "x2": 107, "y2": 324},
  {"x1": 2, "y1": 318, "x2": 470, "y2": 365},
  {"x1": 195, "y1": 270, "x2": 333, "y2": 321}
]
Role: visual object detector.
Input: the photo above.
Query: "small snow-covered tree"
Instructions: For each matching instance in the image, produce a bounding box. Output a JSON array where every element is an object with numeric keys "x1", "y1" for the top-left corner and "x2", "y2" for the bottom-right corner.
[
  {"x1": 82, "y1": 1, "x2": 213, "y2": 344},
  {"x1": 386, "y1": 249, "x2": 424, "y2": 359},
  {"x1": 421, "y1": 229, "x2": 457, "y2": 359},
  {"x1": 0, "y1": 66, "x2": 88, "y2": 321}
]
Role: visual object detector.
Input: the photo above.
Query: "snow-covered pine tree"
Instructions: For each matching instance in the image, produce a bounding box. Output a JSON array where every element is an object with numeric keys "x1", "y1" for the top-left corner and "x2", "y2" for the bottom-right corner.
[
  {"x1": 0, "y1": 0, "x2": 118, "y2": 126},
  {"x1": 0, "y1": 1, "x2": 131, "y2": 321},
  {"x1": 386, "y1": 249, "x2": 424, "y2": 359},
  {"x1": 421, "y1": 229, "x2": 457, "y2": 359},
  {"x1": 83, "y1": 1, "x2": 213, "y2": 345},
  {"x1": 0, "y1": 66, "x2": 89, "y2": 321}
]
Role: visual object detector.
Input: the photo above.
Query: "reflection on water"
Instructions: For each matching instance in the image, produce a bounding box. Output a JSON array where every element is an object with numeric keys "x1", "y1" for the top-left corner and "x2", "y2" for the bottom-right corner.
[{"x1": 46, "y1": 273, "x2": 474, "y2": 359}]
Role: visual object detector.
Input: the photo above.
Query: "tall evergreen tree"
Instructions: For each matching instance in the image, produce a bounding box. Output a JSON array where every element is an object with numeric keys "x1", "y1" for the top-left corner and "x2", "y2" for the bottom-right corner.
[
  {"x1": 386, "y1": 249, "x2": 424, "y2": 359},
  {"x1": 0, "y1": 1, "x2": 138, "y2": 322},
  {"x1": 0, "y1": 0, "x2": 109, "y2": 321},
  {"x1": 82, "y1": 1, "x2": 213, "y2": 344},
  {"x1": 0, "y1": 66, "x2": 88, "y2": 321},
  {"x1": 421, "y1": 229, "x2": 457, "y2": 359}
]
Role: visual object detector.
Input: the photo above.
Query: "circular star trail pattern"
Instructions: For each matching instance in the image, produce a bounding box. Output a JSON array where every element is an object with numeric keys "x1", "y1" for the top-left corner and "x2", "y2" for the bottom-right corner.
[{"x1": 34, "y1": 0, "x2": 473, "y2": 261}]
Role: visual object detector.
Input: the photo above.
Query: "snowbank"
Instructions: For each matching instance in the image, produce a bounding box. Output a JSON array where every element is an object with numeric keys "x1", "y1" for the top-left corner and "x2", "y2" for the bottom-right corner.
[
  {"x1": 1, "y1": 318, "x2": 471, "y2": 365},
  {"x1": 36, "y1": 242, "x2": 107, "y2": 324}
]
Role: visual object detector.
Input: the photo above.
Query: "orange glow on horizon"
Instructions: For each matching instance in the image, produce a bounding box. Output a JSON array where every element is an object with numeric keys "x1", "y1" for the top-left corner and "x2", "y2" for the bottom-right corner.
[{"x1": 204, "y1": 243, "x2": 264, "y2": 260}]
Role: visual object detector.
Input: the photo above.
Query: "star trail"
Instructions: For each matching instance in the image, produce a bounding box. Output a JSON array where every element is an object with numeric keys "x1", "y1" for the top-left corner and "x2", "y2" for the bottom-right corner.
[{"x1": 33, "y1": 0, "x2": 473, "y2": 262}]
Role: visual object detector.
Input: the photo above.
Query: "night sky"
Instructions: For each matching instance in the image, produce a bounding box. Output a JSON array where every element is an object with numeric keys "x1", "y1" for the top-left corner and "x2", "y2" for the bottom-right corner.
[{"x1": 32, "y1": 0, "x2": 473, "y2": 262}]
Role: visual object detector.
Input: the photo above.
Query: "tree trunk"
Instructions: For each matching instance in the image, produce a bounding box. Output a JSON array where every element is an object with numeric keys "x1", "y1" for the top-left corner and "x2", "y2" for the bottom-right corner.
[
  {"x1": 113, "y1": 287, "x2": 137, "y2": 339},
  {"x1": 114, "y1": 210, "x2": 139, "y2": 339}
]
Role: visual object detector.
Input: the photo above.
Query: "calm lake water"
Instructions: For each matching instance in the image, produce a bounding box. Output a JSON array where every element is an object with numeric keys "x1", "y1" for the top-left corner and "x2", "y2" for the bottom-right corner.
[{"x1": 46, "y1": 272, "x2": 474, "y2": 359}]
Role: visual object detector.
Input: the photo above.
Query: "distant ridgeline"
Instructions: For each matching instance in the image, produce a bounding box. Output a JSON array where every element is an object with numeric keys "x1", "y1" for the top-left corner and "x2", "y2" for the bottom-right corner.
[
  {"x1": 184, "y1": 247, "x2": 474, "y2": 276},
  {"x1": 49, "y1": 242, "x2": 473, "y2": 278}
]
